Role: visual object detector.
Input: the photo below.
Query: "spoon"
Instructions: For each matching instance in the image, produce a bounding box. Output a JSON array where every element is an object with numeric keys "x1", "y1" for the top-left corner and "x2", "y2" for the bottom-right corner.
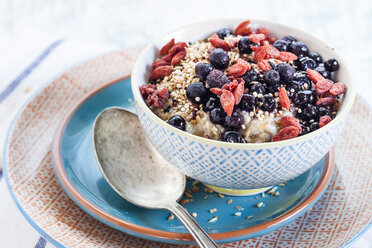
[{"x1": 92, "y1": 107, "x2": 218, "y2": 248}]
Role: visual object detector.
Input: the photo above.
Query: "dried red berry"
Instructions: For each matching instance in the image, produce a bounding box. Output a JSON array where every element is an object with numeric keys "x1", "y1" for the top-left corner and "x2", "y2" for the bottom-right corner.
[
  {"x1": 210, "y1": 88, "x2": 223, "y2": 95},
  {"x1": 160, "y1": 38, "x2": 175, "y2": 56},
  {"x1": 272, "y1": 126, "x2": 300, "y2": 142},
  {"x1": 315, "y1": 79, "x2": 334, "y2": 94},
  {"x1": 168, "y1": 42, "x2": 188, "y2": 57},
  {"x1": 256, "y1": 27, "x2": 270, "y2": 37},
  {"x1": 280, "y1": 116, "x2": 301, "y2": 132},
  {"x1": 316, "y1": 97, "x2": 337, "y2": 106},
  {"x1": 158, "y1": 87, "x2": 169, "y2": 100},
  {"x1": 209, "y1": 33, "x2": 218, "y2": 39},
  {"x1": 266, "y1": 36, "x2": 277, "y2": 44},
  {"x1": 152, "y1": 95, "x2": 164, "y2": 108},
  {"x1": 265, "y1": 45, "x2": 280, "y2": 59},
  {"x1": 170, "y1": 51, "x2": 186, "y2": 66},
  {"x1": 254, "y1": 46, "x2": 267, "y2": 62},
  {"x1": 220, "y1": 89, "x2": 235, "y2": 117},
  {"x1": 235, "y1": 20, "x2": 251, "y2": 36},
  {"x1": 161, "y1": 53, "x2": 172, "y2": 62},
  {"x1": 228, "y1": 63, "x2": 249, "y2": 77},
  {"x1": 319, "y1": 115, "x2": 332, "y2": 127},
  {"x1": 279, "y1": 87, "x2": 291, "y2": 109},
  {"x1": 152, "y1": 59, "x2": 169, "y2": 68},
  {"x1": 229, "y1": 79, "x2": 238, "y2": 91},
  {"x1": 237, "y1": 58, "x2": 250, "y2": 68},
  {"x1": 306, "y1": 68, "x2": 325, "y2": 83},
  {"x1": 209, "y1": 37, "x2": 231, "y2": 51},
  {"x1": 329, "y1": 82, "x2": 347, "y2": 95},
  {"x1": 150, "y1": 66, "x2": 173, "y2": 80},
  {"x1": 258, "y1": 60, "x2": 272, "y2": 71},
  {"x1": 228, "y1": 39, "x2": 238, "y2": 48},
  {"x1": 233, "y1": 81, "x2": 245, "y2": 105},
  {"x1": 222, "y1": 84, "x2": 230, "y2": 90},
  {"x1": 139, "y1": 84, "x2": 157, "y2": 99},
  {"x1": 249, "y1": 34, "x2": 266, "y2": 43},
  {"x1": 278, "y1": 52, "x2": 298, "y2": 62}
]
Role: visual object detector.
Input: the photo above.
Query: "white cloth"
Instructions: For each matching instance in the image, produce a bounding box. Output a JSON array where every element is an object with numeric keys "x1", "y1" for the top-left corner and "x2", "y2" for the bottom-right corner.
[{"x1": 0, "y1": 33, "x2": 370, "y2": 248}]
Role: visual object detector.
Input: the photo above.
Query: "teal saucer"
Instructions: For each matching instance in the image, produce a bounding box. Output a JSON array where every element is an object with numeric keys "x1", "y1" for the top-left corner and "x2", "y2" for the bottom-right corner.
[{"x1": 52, "y1": 78, "x2": 334, "y2": 244}]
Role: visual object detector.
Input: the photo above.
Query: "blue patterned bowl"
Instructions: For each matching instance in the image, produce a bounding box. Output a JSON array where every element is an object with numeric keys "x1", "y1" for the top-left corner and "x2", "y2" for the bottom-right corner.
[{"x1": 131, "y1": 19, "x2": 355, "y2": 191}]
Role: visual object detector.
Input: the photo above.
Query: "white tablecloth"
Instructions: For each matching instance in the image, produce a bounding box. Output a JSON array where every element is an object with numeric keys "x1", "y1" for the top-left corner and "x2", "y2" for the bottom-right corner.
[{"x1": 0, "y1": 13, "x2": 371, "y2": 248}]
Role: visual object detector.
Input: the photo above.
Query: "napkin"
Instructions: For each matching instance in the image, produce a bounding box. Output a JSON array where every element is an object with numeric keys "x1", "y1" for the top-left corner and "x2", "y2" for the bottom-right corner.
[{"x1": 0, "y1": 31, "x2": 370, "y2": 248}]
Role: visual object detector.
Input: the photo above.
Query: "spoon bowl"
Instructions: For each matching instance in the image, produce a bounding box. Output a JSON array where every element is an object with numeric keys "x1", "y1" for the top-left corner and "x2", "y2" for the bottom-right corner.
[{"x1": 93, "y1": 107, "x2": 218, "y2": 248}]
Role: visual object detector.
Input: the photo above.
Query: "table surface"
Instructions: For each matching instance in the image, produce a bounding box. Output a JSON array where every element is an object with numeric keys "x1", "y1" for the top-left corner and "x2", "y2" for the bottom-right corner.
[{"x1": 0, "y1": 0, "x2": 371, "y2": 247}]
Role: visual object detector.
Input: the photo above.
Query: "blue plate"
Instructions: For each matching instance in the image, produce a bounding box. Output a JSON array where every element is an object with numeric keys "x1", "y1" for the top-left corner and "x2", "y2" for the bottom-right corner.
[{"x1": 52, "y1": 78, "x2": 334, "y2": 244}]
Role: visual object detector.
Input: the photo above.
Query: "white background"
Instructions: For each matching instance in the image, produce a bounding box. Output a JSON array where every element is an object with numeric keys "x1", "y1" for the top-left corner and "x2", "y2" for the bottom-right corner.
[{"x1": 0, "y1": 0, "x2": 371, "y2": 247}]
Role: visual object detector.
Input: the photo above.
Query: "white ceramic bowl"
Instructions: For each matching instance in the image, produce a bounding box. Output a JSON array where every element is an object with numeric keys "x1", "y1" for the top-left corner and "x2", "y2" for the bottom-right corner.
[{"x1": 131, "y1": 19, "x2": 355, "y2": 193}]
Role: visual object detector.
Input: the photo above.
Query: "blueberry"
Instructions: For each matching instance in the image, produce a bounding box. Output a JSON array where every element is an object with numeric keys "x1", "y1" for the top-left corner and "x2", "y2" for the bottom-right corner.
[
  {"x1": 292, "y1": 72, "x2": 311, "y2": 86},
  {"x1": 324, "y1": 58, "x2": 339, "y2": 72},
  {"x1": 281, "y1": 35, "x2": 297, "y2": 45},
  {"x1": 239, "y1": 94, "x2": 256, "y2": 111},
  {"x1": 195, "y1": 63, "x2": 213, "y2": 81},
  {"x1": 289, "y1": 41, "x2": 309, "y2": 58},
  {"x1": 210, "y1": 107, "x2": 226, "y2": 125},
  {"x1": 308, "y1": 52, "x2": 323, "y2": 64},
  {"x1": 266, "y1": 83, "x2": 281, "y2": 94},
  {"x1": 217, "y1": 28, "x2": 231, "y2": 39},
  {"x1": 238, "y1": 36, "x2": 255, "y2": 54},
  {"x1": 314, "y1": 65, "x2": 331, "y2": 79},
  {"x1": 203, "y1": 96, "x2": 220, "y2": 112},
  {"x1": 222, "y1": 131, "x2": 243, "y2": 143},
  {"x1": 275, "y1": 63, "x2": 296, "y2": 83},
  {"x1": 225, "y1": 111, "x2": 244, "y2": 128},
  {"x1": 309, "y1": 122, "x2": 319, "y2": 132},
  {"x1": 242, "y1": 69, "x2": 258, "y2": 86},
  {"x1": 299, "y1": 57, "x2": 317, "y2": 71},
  {"x1": 300, "y1": 124, "x2": 309, "y2": 136},
  {"x1": 292, "y1": 90, "x2": 314, "y2": 106},
  {"x1": 209, "y1": 48, "x2": 229, "y2": 69},
  {"x1": 186, "y1": 82, "x2": 207, "y2": 104},
  {"x1": 264, "y1": 70, "x2": 280, "y2": 85},
  {"x1": 286, "y1": 82, "x2": 301, "y2": 96},
  {"x1": 250, "y1": 82, "x2": 266, "y2": 94},
  {"x1": 268, "y1": 61, "x2": 276, "y2": 70},
  {"x1": 260, "y1": 94, "x2": 276, "y2": 112},
  {"x1": 167, "y1": 115, "x2": 186, "y2": 131},
  {"x1": 206, "y1": 69, "x2": 230, "y2": 88},
  {"x1": 300, "y1": 104, "x2": 318, "y2": 121},
  {"x1": 273, "y1": 40, "x2": 288, "y2": 51},
  {"x1": 317, "y1": 106, "x2": 332, "y2": 118}
]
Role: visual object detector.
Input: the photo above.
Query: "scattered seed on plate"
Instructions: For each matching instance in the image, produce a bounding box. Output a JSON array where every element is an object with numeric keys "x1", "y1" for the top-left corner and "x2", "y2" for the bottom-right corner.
[
  {"x1": 168, "y1": 214, "x2": 174, "y2": 220},
  {"x1": 208, "y1": 216, "x2": 218, "y2": 223},
  {"x1": 218, "y1": 193, "x2": 225, "y2": 198},
  {"x1": 279, "y1": 182, "x2": 287, "y2": 187},
  {"x1": 245, "y1": 215, "x2": 254, "y2": 219},
  {"x1": 256, "y1": 202, "x2": 264, "y2": 208},
  {"x1": 255, "y1": 196, "x2": 258, "y2": 199},
  {"x1": 205, "y1": 188, "x2": 214, "y2": 193},
  {"x1": 192, "y1": 185, "x2": 200, "y2": 192},
  {"x1": 209, "y1": 208, "x2": 217, "y2": 213},
  {"x1": 226, "y1": 199, "x2": 233, "y2": 204},
  {"x1": 192, "y1": 180, "x2": 200, "y2": 186},
  {"x1": 261, "y1": 192, "x2": 265, "y2": 198},
  {"x1": 235, "y1": 206, "x2": 244, "y2": 210},
  {"x1": 181, "y1": 199, "x2": 194, "y2": 205},
  {"x1": 203, "y1": 195, "x2": 209, "y2": 200},
  {"x1": 234, "y1": 212, "x2": 242, "y2": 216},
  {"x1": 274, "y1": 191, "x2": 280, "y2": 196},
  {"x1": 192, "y1": 212, "x2": 197, "y2": 218},
  {"x1": 184, "y1": 192, "x2": 193, "y2": 198}
]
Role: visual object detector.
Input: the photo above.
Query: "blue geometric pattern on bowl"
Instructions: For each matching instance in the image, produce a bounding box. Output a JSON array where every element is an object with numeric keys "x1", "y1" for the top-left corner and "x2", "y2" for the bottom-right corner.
[{"x1": 137, "y1": 103, "x2": 343, "y2": 189}]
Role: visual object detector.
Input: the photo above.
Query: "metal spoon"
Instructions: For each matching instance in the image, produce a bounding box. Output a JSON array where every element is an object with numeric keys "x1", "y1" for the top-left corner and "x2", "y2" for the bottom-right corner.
[{"x1": 93, "y1": 107, "x2": 218, "y2": 248}]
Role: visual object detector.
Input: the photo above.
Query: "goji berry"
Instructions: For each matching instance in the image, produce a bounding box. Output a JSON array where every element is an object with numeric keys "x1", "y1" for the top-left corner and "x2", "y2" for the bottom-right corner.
[
  {"x1": 316, "y1": 97, "x2": 337, "y2": 106},
  {"x1": 228, "y1": 63, "x2": 249, "y2": 77},
  {"x1": 254, "y1": 46, "x2": 267, "y2": 62},
  {"x1": 228, "y1": 39, "x2": 238, "y2": 48},
  {"x1": 315, "y1": 79, "x2": 334, "y2": 94},
  {"x1": 249, "y1": 34, "x2": 266, "y2": 43},
  {"x1": 152, "y1": 59, "x2": 169, "y2": 68},
  {"x1": 139, "y1": 84, "x2": 157, "y2": 99},
  {"x1": 233, "y1": 81, "x2": 245, "y2": 105},
  {"x1": 209, "y1": 33, "x2": 218, "y2": 39},
  {"x1": 280, "y1": 116, "x2": 301, "y2": 132},
  {"x1": 329, "y1": 82, "x2": 347, "y2": 95},
  {"x1": 306, "y1": 68, "x2": 325, "y2": 83},
  {"x1": 222, "y1": 84, "x2": 230, "y2": 90},
  {"x1": 319, "y1": 115, "x2": 332, "y2": 127},
  {"x1": 220, "y1": 90, "x2": 235, "y2": 117},
  {"x1": 256, "y1": 27, "x2": 270, "y2": 37},
  {"x1": 160, "y1": 38, "x2": 175, "y2": 56},
  {"x1": 235, "y1": 20, "x2": 251, "y2": 36},
  {"x1": 258, "y1": 60, "x2": 272, "y2": 71},
  {"x1": 210, "y1": 88, "x2": 222, "y2": 95},
  {"x1": 161, "y1": 53, "x2": 172, "y2": 62},
  {"x1": 209, "y1": 37, "x2": 231, "y2": 51},
  {"x1": 158, "y1": 87, "x2": 169, "y2": 100},
  {"x1": 272, "y1": 126, "x2": 300, "y2": 142},
  {"x1": 229, "y1": 79, "x2": 238, "y2": 91},
  {"x1": 237, "y1": 58, "x2": 250, "y2": 68},
  {"x1": 150, "y1": 66, "x2": 173, "y2": 80},
  {"x1": 266, "y1": 36, "x2": 277, "y2": 44},
  {"x1": 278, "y1": 52, "x2": 298, "y2": 62},
  {"x1": 279, "y1": 87, "x2": 291, "y2": 109},
  {"x1": 168, "y1": 42, "x2": 188, "y2": 57},
  {"x1": 265, "y1": 45, "x2": 280, "y2": 59},
  {"x1": 170, "y1": 50, "x2": 186, "y2": 66}
]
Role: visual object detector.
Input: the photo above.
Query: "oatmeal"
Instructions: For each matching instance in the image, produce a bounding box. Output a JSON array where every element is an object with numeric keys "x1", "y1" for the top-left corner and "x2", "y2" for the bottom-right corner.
[{"x1": 139, "y1": 20, "x2": 347, "y2": 143}]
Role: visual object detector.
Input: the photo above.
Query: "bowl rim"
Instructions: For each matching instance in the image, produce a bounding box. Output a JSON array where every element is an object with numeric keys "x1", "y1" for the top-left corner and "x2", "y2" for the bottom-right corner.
[
  {"x1": 51, "y1": 76, "x2": 335, "y2": 242},
  {"x1": 131, "y1": 18, "x2": 356, "y2": 148}
]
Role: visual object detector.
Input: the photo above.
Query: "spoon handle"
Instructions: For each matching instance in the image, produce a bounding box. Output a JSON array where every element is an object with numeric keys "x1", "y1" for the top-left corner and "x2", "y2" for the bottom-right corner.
[{"x1": 168, "y1": 203, "x2": 219, "y2": 248}]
